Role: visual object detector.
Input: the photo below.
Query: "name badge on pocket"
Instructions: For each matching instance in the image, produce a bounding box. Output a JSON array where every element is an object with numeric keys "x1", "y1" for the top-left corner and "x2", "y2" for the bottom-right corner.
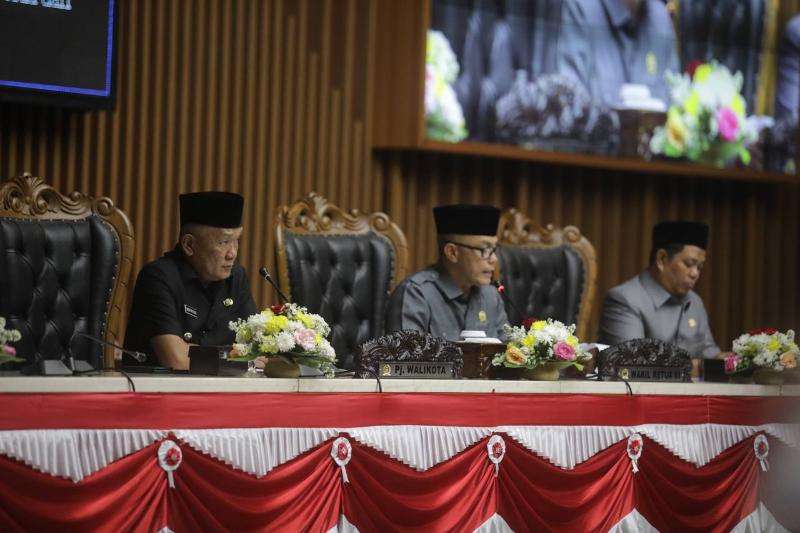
[{"x1": 184, "y1": 304, "x2": 199, "y2": 319}]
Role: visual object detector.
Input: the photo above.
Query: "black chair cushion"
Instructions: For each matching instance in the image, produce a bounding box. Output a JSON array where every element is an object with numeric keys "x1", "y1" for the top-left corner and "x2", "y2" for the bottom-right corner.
[
  {"x1": 0, "y1": 216, "x2": 120, "y2": 369},
  {"x1": 497, "y1": 244, "x2": 584, "y2": 327},
  {"x1": 282, "y1": 232, "x2": 395, "y2": 370}
]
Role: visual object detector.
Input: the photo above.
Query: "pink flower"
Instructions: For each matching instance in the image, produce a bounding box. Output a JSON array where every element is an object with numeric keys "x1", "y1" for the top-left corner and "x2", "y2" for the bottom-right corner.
[
  {"x1": 554, "y1": 341, "x2": 575, "y2": 361},
  {"x1": 717, "y1": 107, "x2": 739, "y2": 142},
  {"x1": 1, "y1": 345, "x2": 15, "y2": 356},
  {"x1": 724, "y1": 354, "x2": 740, "y2": 373},
  {"x1": 293, "y1": 328, "x2": 317, "y2": 351}
]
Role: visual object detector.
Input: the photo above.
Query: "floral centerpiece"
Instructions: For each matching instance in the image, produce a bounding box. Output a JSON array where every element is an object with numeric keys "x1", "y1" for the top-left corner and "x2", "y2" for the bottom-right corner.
[
  {"x1": 0, "y1": 316, "x2": 23, "y2": 365},
  {"x1": 492, "y1": 318, "x2": 585, "y2": 379},
  {"x1": 650, "y1": 61, "x2": 757, "y2": 167},
  {"x1": 424, "y1": 30, "x2": 467, "y2": 142},
  {"x1": 725, "y1": 328, "x2": 798, "y2": 377},
  {"x1": 228, "y1": 303, "x2": 336, "y2": 377}
]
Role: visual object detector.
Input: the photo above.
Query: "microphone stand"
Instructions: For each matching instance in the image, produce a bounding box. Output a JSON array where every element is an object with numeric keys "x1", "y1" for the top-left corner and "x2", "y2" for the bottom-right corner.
[
  {"x1": 492, "y1": 280, "x2": 527, "y2": 326},
  {"x1": 259, "y1": 267, "x2": 291, "y2": 304},
  {"x1": 76, "y1": 333, "x2": 148, "y2": 364}
]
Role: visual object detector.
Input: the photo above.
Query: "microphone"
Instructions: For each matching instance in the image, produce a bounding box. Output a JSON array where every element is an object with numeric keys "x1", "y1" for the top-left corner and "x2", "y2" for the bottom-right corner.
[
  {"x1": 76, "y1": 333, "x2": 147, "y2": 363},
  {"x1": 259, "y1": 266, "x2": 291, "y2": 304},
  {"x1": 492, "y1": 280, "x2": 527, "y2": 326}
]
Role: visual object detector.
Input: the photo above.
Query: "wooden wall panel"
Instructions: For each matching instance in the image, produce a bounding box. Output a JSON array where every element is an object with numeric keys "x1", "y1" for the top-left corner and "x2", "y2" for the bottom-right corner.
[
  {"x1": 0, "y1": 0, "x2": 797, "y2": 349},
  {"x1": 377, "y1": 151, "x2": 800, "y2": 347},
  {"x1": 0, "y1": 0, "x2": 377, "y2": 310}
]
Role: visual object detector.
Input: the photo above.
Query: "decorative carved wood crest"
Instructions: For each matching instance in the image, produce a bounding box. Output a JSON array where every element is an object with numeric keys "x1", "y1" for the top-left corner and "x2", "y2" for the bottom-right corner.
[
  {"x1": 355, "y1": 330, "x2": 463, "y2": 379},
  {"x1": 0, "y1": 174, "x2": 131, "y2": 224},
  {"x1": 597, "y1": 338, "x2": 693, "y2": 382},
  {"x1": 495, "y1": 208, "x2": 597, "y2": 340}
]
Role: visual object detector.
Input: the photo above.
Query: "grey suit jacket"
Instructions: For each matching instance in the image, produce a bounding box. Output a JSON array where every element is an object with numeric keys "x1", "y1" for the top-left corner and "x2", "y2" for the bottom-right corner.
[
  {"x1": 598, "y1": 270, "x2": 720, "y2": 358},
  {"x1": 386, "y1": 266, "x2": 509, "y2": 342}
]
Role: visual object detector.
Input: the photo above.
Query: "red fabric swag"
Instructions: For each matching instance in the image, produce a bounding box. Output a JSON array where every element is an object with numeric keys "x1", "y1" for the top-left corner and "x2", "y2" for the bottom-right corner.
[
  {"x1": 634, "y1": 435, "x2": 759, "y2": 532},
  {"x1": 0, "y1": 443, "x2": 167, "y2": 532}
]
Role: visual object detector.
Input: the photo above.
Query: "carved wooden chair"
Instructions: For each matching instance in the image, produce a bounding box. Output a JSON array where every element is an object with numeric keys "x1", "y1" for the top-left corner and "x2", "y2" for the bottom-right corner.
[
  {"x1": 495, "y1": 208, "x2": 597, "y2": 340},
  {"x1": 355, "y1": 330, "x2": 463, "y2": 379},
  {"x1": 275, "y1": 193, "x2": 408, "y2": 370},
  {"x1": 0, "y1": 174, "x2": 134, "y2": 370}
]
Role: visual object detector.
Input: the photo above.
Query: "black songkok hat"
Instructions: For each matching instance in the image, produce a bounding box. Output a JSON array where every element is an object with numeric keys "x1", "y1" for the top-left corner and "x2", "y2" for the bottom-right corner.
[
  {"x1": 180, "y1": 191, "x2": 244, "y2": 229},
  {"x1": 652, "y1": 221, "x2": 709, "y2": 250},
  {"x1": 433, "y1": 204, "x2": 501, "y2": 236}
]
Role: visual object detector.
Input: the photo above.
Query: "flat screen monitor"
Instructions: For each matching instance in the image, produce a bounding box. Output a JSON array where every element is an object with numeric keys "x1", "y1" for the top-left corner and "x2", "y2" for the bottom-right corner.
[{"x1": 0, "y1": 0, "x2": 117, "y2": 108}]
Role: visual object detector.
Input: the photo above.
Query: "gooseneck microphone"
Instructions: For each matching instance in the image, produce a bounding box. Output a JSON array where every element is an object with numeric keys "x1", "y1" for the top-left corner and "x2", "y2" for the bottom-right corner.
[
  {"x1": 77, "y1": 332, "x2": 147, "y2": 363},
  {"x1": 492, "y1": 280, "x2": 527, "y2": 325},
  {"x1": 259, "y1": 267, "x2": 291, "y2": 304}
]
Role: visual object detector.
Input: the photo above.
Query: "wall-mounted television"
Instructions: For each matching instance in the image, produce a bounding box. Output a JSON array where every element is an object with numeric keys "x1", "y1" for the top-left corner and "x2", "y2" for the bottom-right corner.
[
  {"x1": 426, "y1": 0, "x2": 799, "y2": 175},
  {"x1": 0, "y1": 0, "x2": 117, "y2": 109}
]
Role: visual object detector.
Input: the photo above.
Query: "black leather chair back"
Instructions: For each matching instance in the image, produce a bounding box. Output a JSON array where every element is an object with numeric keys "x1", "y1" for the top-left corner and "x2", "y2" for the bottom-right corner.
[
  {"x1": 281, "y1": 232, "x2": 396, "y2": 370},
  {"x1": 496, "y1": 243, "x2": 584, "y2": 328},
  {"x1": 678, "y1": 0, "x2": 765, "y2": 113},
  {"x1": 0, "y1": 216, "x2": 120, "y2": 369}
]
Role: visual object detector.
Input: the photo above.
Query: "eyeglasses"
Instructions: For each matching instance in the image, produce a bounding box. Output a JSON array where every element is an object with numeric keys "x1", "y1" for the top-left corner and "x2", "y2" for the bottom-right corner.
[{"x1": 445, "y1": 241, "x2": 498, "y2": 260}]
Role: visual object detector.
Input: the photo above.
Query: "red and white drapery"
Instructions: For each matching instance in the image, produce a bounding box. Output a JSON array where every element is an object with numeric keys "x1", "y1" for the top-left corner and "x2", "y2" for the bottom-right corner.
[{"x1": 0, "y1": 392, "x2": 796, "y2": 532}]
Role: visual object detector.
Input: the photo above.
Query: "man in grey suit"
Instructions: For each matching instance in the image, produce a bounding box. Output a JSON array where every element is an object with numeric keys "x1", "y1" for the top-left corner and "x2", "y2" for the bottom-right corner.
[
  {"x1": 386, "y1": 204, "x2": 509, "y2": 341},
  {"x1": 557, "y1": 0, "x2": 680, "y2": 109},
  {"x1": 599, "y1": 221, "x2": 721, "y2": 362}
]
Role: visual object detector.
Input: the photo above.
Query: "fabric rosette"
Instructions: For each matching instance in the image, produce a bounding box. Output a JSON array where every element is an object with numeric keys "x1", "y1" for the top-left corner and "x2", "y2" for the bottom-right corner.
[
  {"x1": 491, "y1": 318, "x2": 585, "y2": 372},
  {"x1": 486, "y1": 435, "x2": 506, "y2": 476},
  {"x1": 228, "y1": 303, "x2": 337, "y2": 377}
]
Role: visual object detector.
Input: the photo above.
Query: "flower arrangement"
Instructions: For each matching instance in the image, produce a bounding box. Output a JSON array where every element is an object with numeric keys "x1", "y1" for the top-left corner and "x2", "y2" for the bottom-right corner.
[
  {"x1": 650, "y1": 61, "x2": 757, "y2": 167},
  {"x1": 424, "y1": 30, "x2": 467, "y2": 143},
  {"x1": 0, "y1": 316, "x2": 23, "y2": 365},
  {"x1": 228, "y1": 303, "x2": 337, "y2": 377},
  {"x1": 726, "y1": 328, "x2": 798, "y2": 374},
  {"x1": 492, "y1": 318, "x2": 584, "y2": 370}
]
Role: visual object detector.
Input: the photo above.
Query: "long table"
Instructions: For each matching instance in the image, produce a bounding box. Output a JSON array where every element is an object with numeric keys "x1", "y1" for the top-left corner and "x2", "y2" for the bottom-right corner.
[{"x1": 0, "y1": 376, "x2": 797, "y2": 532}]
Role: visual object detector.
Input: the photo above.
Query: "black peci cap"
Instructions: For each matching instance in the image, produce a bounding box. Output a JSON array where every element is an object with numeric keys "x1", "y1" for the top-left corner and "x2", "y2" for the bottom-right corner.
[
  {"x1": 179, "y1": 191, "x2": 244, "y2": 229},
  {"x1": 433, "y1": 204, "x2": 501, "y2": 236},
  {"x1": 652, "y1": 221, "x2": 709, "y2": 250}
]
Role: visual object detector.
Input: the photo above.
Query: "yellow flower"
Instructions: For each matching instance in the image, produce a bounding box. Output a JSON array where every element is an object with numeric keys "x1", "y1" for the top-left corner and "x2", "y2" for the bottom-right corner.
[
  {"x1": 505, "y1": 346, "x2": 527, "y2": 366},
  {"x1": 566, "y1": 335, "x2": 579, "y2": 348},
  {"x1": 780, "y1": 351, "x2": 797, "y2": 369},
  {"x1": 666, "y1": 109, "x2": 688, "y2": 151},
  {"x1": 684, "y1": 91, "x2": 700, "y2": 117},
  {"x1": 297, "y1": 312, "x2": 314, "y2": 328},
  {"x1": 532, "y1": 320, "x2": 547, "y2": 331},
  {"x1": 315, "y1": 333, "x2": 323, "y2": 345},
  {"x1": 259, "y1": 337, "x2": 279, "y2": 354},
  {"x1": 694, "y1": 64, "x2": 711, "y2": 83},
  {"x1": 768, "y1": 339, "x2": 781, "y2": 352},
  {"x1": 522, "y1": 335, "x2": 535, "y2": 348},
  {"x1": 238, "y1": 329, "x2": 252, "y2": 343},
  {"x1": 731, "y1": 94, "x2": 746, "y2": 118},
  {"x1": 265, "y1": 315, "x2": 289, "y2": 335}
]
